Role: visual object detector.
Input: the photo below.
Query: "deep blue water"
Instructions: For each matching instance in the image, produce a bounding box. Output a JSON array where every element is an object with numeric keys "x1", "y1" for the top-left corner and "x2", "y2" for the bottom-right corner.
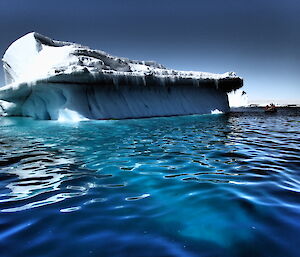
[{"x1": 0, "y1": 107, "x2": 300, "y2": 257}]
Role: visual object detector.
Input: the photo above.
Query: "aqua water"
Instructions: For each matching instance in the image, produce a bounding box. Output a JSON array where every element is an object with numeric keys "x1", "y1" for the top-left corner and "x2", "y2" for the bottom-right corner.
[{"x1": 0, "y1": 108, "x2": 299, "y2": 257}]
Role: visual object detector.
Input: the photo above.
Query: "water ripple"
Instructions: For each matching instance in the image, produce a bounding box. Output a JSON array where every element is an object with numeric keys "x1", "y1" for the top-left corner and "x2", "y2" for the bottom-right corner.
[{"x1": 0, "y1": 109, "x2": 300, "y2": 256}]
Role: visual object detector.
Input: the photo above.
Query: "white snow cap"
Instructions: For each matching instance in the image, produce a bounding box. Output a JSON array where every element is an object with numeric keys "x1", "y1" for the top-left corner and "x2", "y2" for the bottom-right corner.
[
  {"x1": 3, "y1": 32, "x2": 79, "y2": 83},
  {"x1": 3, "y1": 32, "x2": 242, "y2": 87}
]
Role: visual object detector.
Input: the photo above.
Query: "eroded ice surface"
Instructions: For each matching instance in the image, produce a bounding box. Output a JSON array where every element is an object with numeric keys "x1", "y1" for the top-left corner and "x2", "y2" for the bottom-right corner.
[
  {"x1": 228, "y1": 90, "x2": 248, "y2": 107},
  {"x1": 0, "y1": 32, "x2": 243, "y2": 120}
]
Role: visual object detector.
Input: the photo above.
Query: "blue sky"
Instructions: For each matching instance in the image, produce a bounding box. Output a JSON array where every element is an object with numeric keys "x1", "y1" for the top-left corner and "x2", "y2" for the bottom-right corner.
[{"x1": 0, "y1": 0, "x2": 299, "y2": 104}]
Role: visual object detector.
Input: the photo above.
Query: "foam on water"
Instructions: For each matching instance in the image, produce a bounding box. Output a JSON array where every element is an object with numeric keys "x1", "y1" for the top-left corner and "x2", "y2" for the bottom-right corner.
[
  {"x1": 211, "y1": 109, "x2": 223, "y2": 114},
  {"x1": 58, "y1": 108, "x2": 89, "y2": 122}
]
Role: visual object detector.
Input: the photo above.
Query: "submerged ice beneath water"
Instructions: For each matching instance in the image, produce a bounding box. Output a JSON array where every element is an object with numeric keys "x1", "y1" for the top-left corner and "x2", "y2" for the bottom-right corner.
[{"x1": 0, "y1": 32, "x2": 243, "y2": 120}]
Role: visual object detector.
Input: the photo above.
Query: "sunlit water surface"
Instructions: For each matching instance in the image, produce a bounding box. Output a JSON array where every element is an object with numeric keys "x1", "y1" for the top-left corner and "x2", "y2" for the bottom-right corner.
[{"x1": 0, "y1": 107, "x2": 299, "y2": 257}]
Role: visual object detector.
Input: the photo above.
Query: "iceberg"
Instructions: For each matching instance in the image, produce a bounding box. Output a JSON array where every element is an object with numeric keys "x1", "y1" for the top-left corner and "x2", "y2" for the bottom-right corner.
[
  {"x1": 228, "y1": 90, "x2": 248, "y2": 107},
  {"x1": 0, "y1": 32, "x2": 243, "y2": 120}
]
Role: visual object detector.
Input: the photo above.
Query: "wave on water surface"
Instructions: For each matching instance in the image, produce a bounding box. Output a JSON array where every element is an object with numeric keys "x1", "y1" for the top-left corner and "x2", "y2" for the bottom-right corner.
[{"x1": 0, "y1": 108, "x2": 299, "y2": 257}]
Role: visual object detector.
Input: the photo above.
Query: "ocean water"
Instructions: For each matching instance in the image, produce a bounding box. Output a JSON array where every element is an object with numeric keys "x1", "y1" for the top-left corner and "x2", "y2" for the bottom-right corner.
[{"x1": 0, "y1": 107, "x2": 299, "y2": 257}]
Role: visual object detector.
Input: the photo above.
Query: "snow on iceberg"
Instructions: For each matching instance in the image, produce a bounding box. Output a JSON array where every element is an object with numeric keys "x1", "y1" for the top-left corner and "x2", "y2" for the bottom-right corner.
[{"x1": 0, "y1": 32, "x2": 243, "y2": 120}]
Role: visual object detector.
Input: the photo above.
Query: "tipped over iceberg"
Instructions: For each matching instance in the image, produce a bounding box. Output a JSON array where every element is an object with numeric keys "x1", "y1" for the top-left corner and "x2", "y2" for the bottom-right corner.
[{"x1": 0, "y1": 32, "x2": 243, "y2": 120}]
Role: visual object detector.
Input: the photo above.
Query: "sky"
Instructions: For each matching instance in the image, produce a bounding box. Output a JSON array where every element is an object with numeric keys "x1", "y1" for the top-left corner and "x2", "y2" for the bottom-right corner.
[{"x1": 0, "y1": 0, "x2": 299, "y2": 104}]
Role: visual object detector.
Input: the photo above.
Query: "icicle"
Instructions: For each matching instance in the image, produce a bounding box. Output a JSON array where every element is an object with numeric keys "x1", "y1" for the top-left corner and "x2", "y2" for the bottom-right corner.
[{"x1": 214, "y1": 79, "x2": 219, "y2": 89}]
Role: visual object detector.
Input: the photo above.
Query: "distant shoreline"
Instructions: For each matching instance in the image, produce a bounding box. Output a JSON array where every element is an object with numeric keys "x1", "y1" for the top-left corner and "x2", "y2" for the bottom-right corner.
[{"x1": 232, "y1": 104, "x2": 300, "y2": 108}]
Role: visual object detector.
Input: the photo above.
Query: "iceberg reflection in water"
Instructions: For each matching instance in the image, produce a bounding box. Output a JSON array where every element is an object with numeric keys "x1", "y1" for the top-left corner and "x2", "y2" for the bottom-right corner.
[{"x1": 0, "y1": 108, "x2": 300, "y2": 257}]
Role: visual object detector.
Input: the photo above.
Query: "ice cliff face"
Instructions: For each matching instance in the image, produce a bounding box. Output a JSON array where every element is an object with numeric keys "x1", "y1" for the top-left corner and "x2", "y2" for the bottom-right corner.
[
  {"x1": 228, "y1": 90, "x2": 248, "y2": 107},
  {"x1": 0, "y1": 32, "x2": 243, "y2": 120}
]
